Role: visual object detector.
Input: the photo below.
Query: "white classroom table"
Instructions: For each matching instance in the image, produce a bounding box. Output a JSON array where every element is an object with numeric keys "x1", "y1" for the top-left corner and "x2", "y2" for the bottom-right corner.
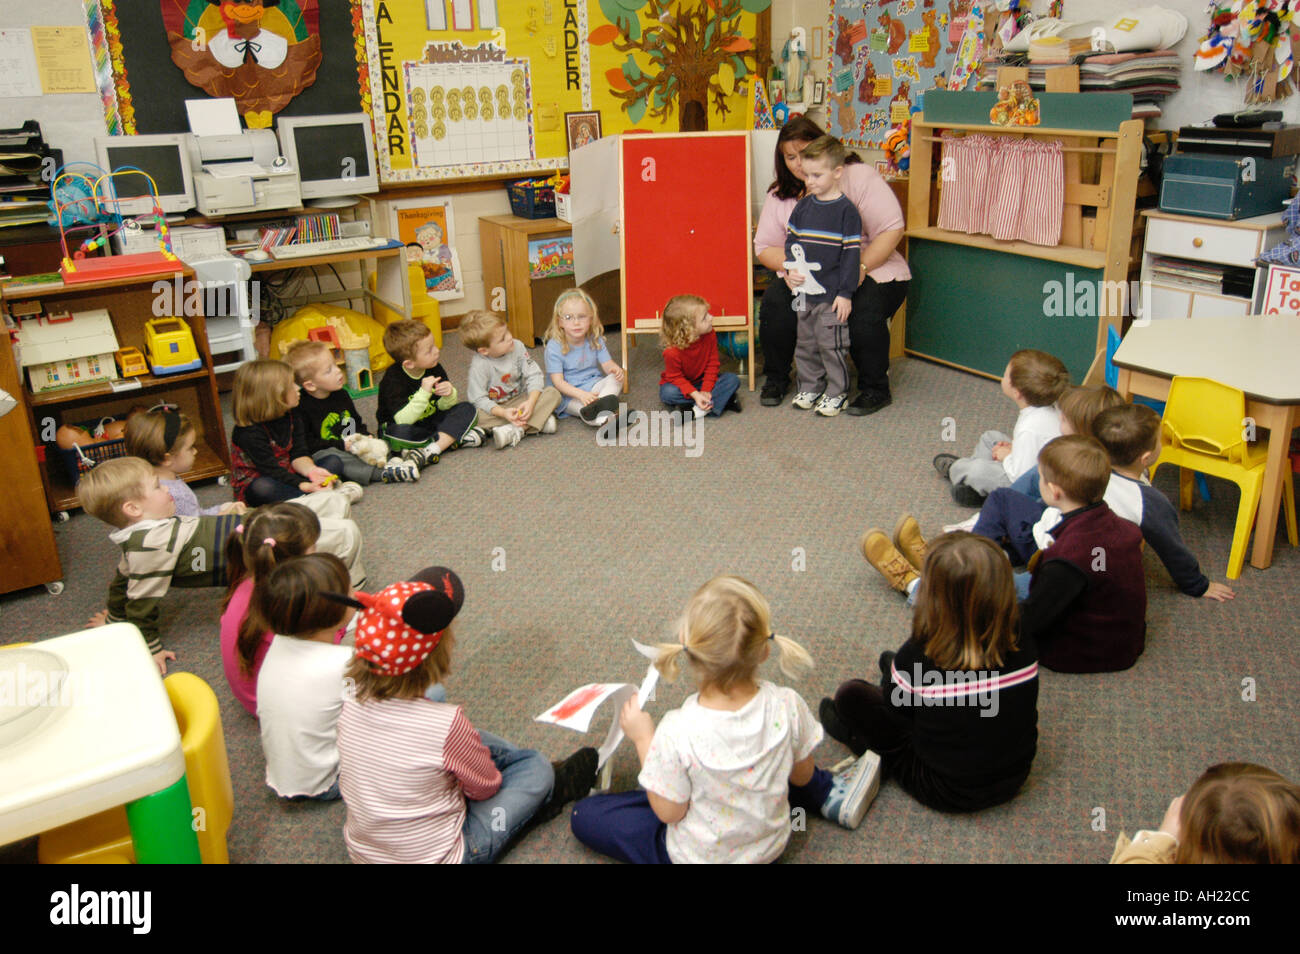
[
  {"x1": 0, "y1": 624, "x2": 199, "y2": 861},
  {"x1": 1112, "y1": 314, "x2": 1299, "y2": 571}
]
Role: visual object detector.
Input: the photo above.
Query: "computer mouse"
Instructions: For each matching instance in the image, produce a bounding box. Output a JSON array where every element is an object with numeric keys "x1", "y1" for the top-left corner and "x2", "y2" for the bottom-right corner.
[{"x1": 246, "y1": 249, "x2": 271, "y2": 262}]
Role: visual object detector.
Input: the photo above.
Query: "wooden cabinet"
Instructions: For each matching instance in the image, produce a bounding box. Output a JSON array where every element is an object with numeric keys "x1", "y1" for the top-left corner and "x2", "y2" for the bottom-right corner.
[
  {"x1": 1138, "y1": 209, "x2": 1285, "y2": 321},
  {"x1": 2, "y1": 272, "x2": 231, "y2": 521},
  {"x1": 479, "y1": 214, "x2": 575, "y2": 345}
]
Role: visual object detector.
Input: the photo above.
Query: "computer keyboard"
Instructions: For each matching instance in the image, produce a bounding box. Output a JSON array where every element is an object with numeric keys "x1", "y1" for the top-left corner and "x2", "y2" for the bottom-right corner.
[{"x1": 268, "y1": 237, "x2": 392, "y2": 259}]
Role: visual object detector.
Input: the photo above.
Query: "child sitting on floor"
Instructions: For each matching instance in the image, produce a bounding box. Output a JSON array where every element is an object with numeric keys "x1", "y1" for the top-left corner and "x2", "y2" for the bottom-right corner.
[
  {"x1": 658, "y1": 294, "x2": 742, "y2": 419},
  {"x1": 822, "y1": 532, "x2": 1039, "y2": 813},
  {"x1": 1111, "y1": 762, "x2": 1300, "y2": 863},
  {"x1": 570, "y1": 576, "x2": 880, "y2": 864},
  {"x1": 285, "y1": 339, "x2": 419, "y2": 484},
  {"x1": 251, "y1": 552, "x2": 356, "y2": 801},
  {"x1": 221, "y1": 502, "x2": 354, "y2": 717},
  {"x1": 80, "y1": 456, "x2": 242, "y2": 673},
  {"x1": 230, "y1": 359, "x2": 362, "y2": 507},
  {"x1": 124, "y1": 404, "x2": 245, "y2": 517},
  {"x1": 335, "y1": 566, "x2": 597, "y2": 863},
  {"x1": 543, "y1": 288, "x2": 625, "y2": 426},
  {"x1": 934, "y1": 349, "x2": 1070, "y2": 506},
  {"x1": 461, "y1": 310, "x2": 562, "y2": 449},
  {"x1": 376, "y1": 320, "x2": 483, "y2": 467}
]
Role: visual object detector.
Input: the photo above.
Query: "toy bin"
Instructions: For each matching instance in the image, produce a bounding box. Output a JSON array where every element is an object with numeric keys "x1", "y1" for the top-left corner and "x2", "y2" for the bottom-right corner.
[
  {"x1": 51, "y1": 421, "x2": 127, "y2": 485},
  {"x1": 506, "y1": 178, "x2": 556, "y2": 219}
]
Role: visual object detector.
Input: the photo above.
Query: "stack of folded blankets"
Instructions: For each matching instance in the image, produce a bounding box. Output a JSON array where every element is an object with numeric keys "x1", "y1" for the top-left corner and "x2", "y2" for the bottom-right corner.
[{"x1": 979, "y1": 50, "x2": 1181, "y2": 120}]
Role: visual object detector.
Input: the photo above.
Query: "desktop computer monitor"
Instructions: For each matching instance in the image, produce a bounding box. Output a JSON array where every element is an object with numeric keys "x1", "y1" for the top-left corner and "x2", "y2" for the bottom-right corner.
[
  {"x1": 92, "y1": 134, "x2": 196, "y2": 218},
  {"x1": 275, "y1": 113, "x2": 379, "y2": 206}
]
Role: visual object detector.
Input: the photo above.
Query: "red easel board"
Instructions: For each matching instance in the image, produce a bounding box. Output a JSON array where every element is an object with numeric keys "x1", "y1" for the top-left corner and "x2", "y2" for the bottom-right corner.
[{"x1": 620, "y1": 132, "x2": 752, "y2": 326}]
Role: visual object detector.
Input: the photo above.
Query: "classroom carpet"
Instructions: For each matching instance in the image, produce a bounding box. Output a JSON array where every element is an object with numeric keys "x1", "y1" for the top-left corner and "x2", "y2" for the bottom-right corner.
[{"x1": 2, "y1": 332, "x2": 1297, "y2": 865}]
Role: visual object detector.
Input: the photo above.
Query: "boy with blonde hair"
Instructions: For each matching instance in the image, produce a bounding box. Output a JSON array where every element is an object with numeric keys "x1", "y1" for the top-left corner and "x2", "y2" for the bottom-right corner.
[
  {"x1": 80, "y1": 457, "x2": 243, "y2": 673},
  {"x1": 378, "y1": 320, "x2": 483, "y2": 467},
  {"x1": 285, "y1": 339, "x2": 419, "y2": 484},
  {"x1": 934, "y1": 349, "x2": 1070, "y2": 506},
  {"x1": 460, "y1": 310, "x2": 561, "y2": 449}
]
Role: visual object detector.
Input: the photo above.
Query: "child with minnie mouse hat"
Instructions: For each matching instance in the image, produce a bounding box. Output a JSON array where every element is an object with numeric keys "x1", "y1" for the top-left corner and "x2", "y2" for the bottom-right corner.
[{"x1": 333, "y1": 567, "x2": 597, "y2": 864}]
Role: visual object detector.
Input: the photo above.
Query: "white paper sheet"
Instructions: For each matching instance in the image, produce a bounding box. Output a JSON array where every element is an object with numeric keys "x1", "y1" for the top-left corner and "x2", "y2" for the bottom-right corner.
[{"x1": 0, "y1": 30, "x2": 40, "y2": 99}]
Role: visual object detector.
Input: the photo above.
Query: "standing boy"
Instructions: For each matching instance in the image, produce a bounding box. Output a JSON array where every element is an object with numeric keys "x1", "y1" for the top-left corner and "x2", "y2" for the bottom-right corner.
[
  {"x1": 377, "y1": 320, "x2": 483, "y2": 468},
  {"x1": 285, "y1": 339, "x2": 419, "y2": 485},
  {"x1": 459, "y1": 310, "x2": 562, "y2": 450},
  {"x1": 784, "y1": 135, "x2": 862, "y2": 417}
]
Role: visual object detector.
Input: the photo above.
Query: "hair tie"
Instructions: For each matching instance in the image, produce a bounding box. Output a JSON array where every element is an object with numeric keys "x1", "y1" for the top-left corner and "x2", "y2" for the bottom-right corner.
[
  {"x1": 263, "y1": 538, "x2": 276, "y2": 548},
  {"x1": 235, "y1": 524, "x2": 244, "y2": 534}
]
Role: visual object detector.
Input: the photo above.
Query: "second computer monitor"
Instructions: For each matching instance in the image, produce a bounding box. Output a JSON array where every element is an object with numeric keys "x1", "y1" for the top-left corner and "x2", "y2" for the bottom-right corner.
[{"x1": 276, "y1": 113, "x2": 379, "y2": 204}]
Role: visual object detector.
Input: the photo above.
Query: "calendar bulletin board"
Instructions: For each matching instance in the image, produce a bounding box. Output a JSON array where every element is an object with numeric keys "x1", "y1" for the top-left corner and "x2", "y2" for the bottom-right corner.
[
  {"x1": 356, "y1": 0, "x2": 771, "y2": 184},
  {"x1": 825, "y1": 0, "x2": 970, "y2": 148}
]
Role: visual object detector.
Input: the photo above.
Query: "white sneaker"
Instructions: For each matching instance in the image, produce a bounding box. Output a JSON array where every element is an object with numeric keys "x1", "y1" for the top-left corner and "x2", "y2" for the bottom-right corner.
[
  {"x1": 493, "y1": 424, "x2": 524, "y2": 449},
  {"x1": 791, "y1": 391, "x2": 821, "y2": 410},
  {"x1": 459, "y1": 426, "x2": 486, "y2": 448},
  {"x1": 815, "y1": 393, "x2": 849, "y2": 417},
  {"x1": 692, "y1": 404, "x2": 708, "y2": 419},
  {"x1": 820, "y1": 750, "x2": 882, "y2": 830},
  {"x1": 380, "y1": 459, "x2": 419, "y2": 483},
  {"x1": 336, "y1": 480, "x2": 364, "y2": 503},
  {"x1": 541, "y1": 414, "x2": 558, "y2": 434},
  {"x1": 943, "y1": 513, "x2": 980, "y2": 534}
]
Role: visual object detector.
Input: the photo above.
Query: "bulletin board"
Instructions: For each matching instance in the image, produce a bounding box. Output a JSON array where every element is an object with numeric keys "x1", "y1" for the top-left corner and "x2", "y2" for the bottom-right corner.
[
  {"x1": 620, "y1": 132, "x2": 751, "y2": 326},
  {"x1": 825, "y1": 0, "x2": 967, "y2": 148},
  {"x1": 356, "y1": 0, "x2": 770, "y2": 183},
  {"x1": 87, "y1": 0, "x2": 362, "y2": 135}
]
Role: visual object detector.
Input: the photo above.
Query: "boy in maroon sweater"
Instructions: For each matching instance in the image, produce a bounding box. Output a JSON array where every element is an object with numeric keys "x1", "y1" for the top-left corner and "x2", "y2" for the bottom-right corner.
[
  {"x1": 657, "y1": 294, "x2": 742, "y2": 417},
  {"x1": 1020, "y1": 435, "x2": 1147, "y2": 673}
]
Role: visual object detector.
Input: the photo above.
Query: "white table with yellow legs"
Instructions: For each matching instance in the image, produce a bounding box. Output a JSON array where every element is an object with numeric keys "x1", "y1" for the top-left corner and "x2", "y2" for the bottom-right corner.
[
  {"x1": 1112, "y1": 314, "x2": 1299, "y2": 571},
  {"x1": 0, "y1": 624, "x2": 201, "y2": 863}
]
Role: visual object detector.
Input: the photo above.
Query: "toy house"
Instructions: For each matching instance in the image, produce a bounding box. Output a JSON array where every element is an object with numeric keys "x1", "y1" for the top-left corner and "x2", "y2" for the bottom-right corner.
[{"x1": 17, "y1": 309, "x2": 121, "y2": 393}]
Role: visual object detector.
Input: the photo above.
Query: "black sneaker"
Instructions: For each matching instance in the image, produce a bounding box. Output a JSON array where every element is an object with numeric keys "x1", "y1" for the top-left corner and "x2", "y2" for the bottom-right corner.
[
  {"x1": 952, "y1": 482, "x2": 985, "y2": 507},
  {"x1": 531, "y1": 746, "x2": 598, "y2": 824},
  {"x1": 819, "y1": 697, "x2": 868, "y2": 757},
  {"x1": 726, "y1": 393, "x2": 743, "y2": 413},
  {"x1": 580, "y1": 394, "x2": 620, "y2": 423},
  {"x1": 760, "y1": 380, "x2": 787, "y2": 407},
  {"x1": 847, "y1": 391, "x2": 892, "y2": 416},
  {"x1": 932, "y1": 453, "x2": 959, "y2": 480}
]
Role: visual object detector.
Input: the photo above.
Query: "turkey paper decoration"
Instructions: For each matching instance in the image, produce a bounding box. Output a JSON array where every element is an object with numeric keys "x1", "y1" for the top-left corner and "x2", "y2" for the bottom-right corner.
[{"x1": 163, "y1": 1, "x2": 323, "y2": 128}]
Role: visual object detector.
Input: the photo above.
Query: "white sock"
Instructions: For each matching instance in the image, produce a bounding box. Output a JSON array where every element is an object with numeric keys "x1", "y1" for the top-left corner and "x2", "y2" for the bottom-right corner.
[{"x1": 905, "y1": 577, "x2": 920, "y2": 596}]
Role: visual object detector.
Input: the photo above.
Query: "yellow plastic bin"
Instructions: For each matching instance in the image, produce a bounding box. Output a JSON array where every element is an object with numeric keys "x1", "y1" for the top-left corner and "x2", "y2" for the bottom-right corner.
[{"x1": 368, "y1": 262, "x2": 442, "y2": 347}]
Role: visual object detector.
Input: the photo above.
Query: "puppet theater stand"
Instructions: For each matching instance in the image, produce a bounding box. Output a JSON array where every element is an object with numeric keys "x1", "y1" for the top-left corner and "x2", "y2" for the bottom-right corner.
[{"x1": 903, "y1": 78, "x2": 1144, "y2": 384}]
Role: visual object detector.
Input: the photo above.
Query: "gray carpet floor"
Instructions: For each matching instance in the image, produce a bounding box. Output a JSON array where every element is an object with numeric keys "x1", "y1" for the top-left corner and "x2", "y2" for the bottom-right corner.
[{"x1": 2, "y1": 330, "x2": 1297, "y2": 864}]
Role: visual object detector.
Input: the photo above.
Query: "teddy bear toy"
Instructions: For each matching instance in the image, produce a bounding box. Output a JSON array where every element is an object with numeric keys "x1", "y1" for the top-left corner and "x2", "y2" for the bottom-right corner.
[{"x1": 344, "y1": 433, "x2": 395, "y2": 469}]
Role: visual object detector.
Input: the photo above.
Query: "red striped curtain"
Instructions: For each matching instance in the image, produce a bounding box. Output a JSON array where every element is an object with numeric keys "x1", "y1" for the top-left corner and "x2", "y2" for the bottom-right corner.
[{"x1": 938, "y1": 134, "x2": 1063, "y2": 247}]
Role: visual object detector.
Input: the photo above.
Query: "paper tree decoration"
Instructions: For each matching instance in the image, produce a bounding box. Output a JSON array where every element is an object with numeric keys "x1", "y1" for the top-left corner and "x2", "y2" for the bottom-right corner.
[{"x1": 589, "y1": 0, "x2": 772, "y2": 131}]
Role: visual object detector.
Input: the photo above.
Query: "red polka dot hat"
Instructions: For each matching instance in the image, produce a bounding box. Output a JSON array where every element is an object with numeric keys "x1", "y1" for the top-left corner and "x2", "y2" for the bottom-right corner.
[{"x1": 348, "y1": 567, "x2": 464, "y2": 677}]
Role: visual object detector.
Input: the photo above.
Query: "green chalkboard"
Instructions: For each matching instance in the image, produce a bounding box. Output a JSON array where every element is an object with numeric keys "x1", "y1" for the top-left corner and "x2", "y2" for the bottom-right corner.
[
  {"x1": 905, "y1": 238, "x2": 1101, "y2": 382},
  {"x1": 921, "y1": 90, "x2": 1133, "y2": 132}
]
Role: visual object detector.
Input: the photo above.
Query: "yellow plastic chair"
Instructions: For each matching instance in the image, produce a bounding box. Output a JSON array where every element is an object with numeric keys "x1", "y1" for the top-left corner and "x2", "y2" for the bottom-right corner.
[
  {"x1": 1149, "y1": 376, "x2": 1298, "y2": 579},
  {"x1": 38, "y1": 672, "x2": 234, "y2": 865},
  {"x1": 368, "y1": 262, "x2": 443, "y2": 346}
]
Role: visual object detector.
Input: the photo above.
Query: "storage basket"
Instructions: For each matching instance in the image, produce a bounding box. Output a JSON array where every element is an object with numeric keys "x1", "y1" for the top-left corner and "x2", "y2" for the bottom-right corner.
[
  {"x1": 507, "y1": 178, "x2": 556, "y2": 219},
  {"x1": 52, "y1": 419, "x2": 127, "y2": 485}
]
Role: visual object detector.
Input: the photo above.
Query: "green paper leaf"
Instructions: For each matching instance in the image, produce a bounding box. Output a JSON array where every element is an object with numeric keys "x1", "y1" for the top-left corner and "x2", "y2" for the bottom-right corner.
[
  {"x1": 628, "y1": 96, "x2": 648, "y2": 124},
  {"x1": 730, "y1": 55, "x2": 748, "y2": 78},
  {"x1": 738, "y1": 0, "x2": 773, "y2": 12},
  {"x1": 622, "y1": 54, "x2": 644, "y2": 84}
]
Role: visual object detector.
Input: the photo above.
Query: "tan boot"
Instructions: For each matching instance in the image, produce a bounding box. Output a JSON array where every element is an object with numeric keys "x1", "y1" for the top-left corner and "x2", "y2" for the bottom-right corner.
[
  {"x1": 892, "y1": 514, "x2": 928, "y2": 573},
  {"x1": 860, "y1": 529, "x2": 919, "y2": 593}
]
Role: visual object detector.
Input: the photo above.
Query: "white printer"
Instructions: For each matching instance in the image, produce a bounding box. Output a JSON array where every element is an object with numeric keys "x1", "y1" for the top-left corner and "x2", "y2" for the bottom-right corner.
[{"x1": 186, "y1": 127, "x2": 302, "y2": 217}]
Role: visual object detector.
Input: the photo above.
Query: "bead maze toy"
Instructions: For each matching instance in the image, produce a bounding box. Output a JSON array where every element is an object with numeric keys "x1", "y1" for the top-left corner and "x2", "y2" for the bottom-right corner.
[{"x1": 51, "y1": 164, "x2": 185, "y2": 286}]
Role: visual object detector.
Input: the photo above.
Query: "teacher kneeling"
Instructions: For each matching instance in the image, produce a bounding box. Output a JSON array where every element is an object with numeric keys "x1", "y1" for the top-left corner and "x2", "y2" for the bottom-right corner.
[{"x1": 754, "y1": 117, "x2": 911, "y2": 415}]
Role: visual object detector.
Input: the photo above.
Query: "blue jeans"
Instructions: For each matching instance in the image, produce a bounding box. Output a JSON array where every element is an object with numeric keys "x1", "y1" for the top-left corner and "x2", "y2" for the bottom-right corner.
[
  {"x1": 659, "y1": 372, "x2": 741, "y2": 417},
  {"x1": 461, "y1": 731, "x2": 554, "y2": 864}
]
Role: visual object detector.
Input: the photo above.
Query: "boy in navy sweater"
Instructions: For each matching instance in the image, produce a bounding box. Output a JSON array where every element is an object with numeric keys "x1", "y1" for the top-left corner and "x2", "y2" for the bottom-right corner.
[
  {"x1": 1020, "y1": 435, "x2": 1147, "y2": 673},
  {"x1": 784, "y1": 136, "x2": 861, "y2": 418}
]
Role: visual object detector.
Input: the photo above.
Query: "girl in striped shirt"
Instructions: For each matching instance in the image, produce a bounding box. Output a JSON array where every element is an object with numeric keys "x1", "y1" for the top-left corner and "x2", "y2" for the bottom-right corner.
[{"x1": 335, "y1": 567, "x2": 597, "y2": 864}]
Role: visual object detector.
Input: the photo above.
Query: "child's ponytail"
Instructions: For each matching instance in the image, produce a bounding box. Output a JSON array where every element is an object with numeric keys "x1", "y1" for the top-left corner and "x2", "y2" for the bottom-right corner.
[
  {"x1": 771, "y1": 633, "x2": 813, "y2": 681},
  {"x1": 652, "y1": 641, "x2": 690, "y2": 683}
]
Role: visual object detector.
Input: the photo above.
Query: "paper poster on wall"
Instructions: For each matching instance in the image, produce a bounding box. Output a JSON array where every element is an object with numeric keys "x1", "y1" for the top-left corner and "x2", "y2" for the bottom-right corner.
[
  {"x1": 827, "y1": 0, "x2": 960, "y2": 147},
  {"x1": 160, "y1": 0, "x2": 323, "y2": 128},
  {"x1": 357, "y1": 0, "x2": 768, "y2": 182},
  {"x1": 389, "y1": 198, "x2": 465, "y2": 301}
]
